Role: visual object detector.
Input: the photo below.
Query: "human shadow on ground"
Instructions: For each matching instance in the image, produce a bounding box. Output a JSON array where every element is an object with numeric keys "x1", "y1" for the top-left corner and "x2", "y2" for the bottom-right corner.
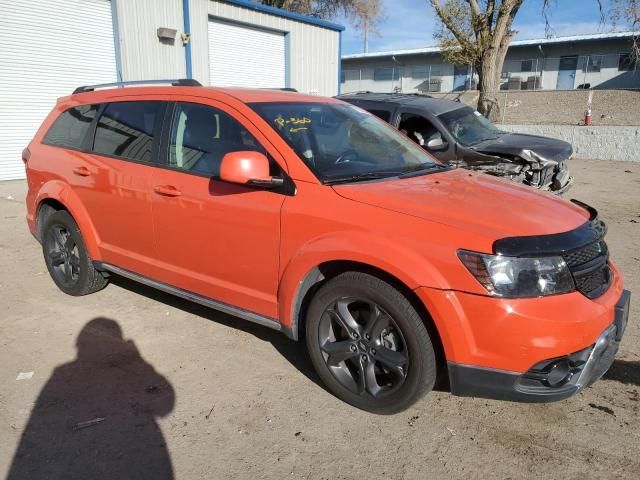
[
  {"x1": 7, "y1": 317, "x2": 175, "y2": 480},
  {"x1": 604, "y1": 359, "x2": 640, "y2": 387}
]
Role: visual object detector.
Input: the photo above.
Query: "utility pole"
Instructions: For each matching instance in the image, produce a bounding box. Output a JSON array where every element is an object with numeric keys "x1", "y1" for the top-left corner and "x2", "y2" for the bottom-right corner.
[{"x1": 363, "y1": 17, "x2": 369, "y2": 53}]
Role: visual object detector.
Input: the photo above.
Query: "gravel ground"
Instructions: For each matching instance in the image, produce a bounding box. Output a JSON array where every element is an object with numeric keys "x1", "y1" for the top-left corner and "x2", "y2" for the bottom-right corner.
[{"x1": 1, "y1": 159, "x2": 639, "y2": 480}]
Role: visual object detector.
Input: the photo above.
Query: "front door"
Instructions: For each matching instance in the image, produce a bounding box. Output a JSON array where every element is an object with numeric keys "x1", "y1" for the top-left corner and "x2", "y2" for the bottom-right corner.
[
  {"x1": 150, "y1": 100, "x2": 286, "y2": 318},
  {"x1": 556, "y1": 56, "x2": 578, "y2": 90}
]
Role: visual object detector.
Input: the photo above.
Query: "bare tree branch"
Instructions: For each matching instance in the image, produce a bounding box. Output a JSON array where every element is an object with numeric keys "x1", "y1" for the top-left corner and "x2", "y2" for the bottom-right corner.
[
  {"x1": 609, "y1": 0, "x2": 640, "y2": 59},
  {"x1": 467, "y1": 0, "x2": 481, "y2": 17},
  {"x1": 431, "y1": 0, "x2": 475, "y2": 51}
]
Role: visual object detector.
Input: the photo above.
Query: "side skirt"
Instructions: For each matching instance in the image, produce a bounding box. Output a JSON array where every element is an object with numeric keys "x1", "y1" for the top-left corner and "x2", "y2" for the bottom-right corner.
[{"x1": 94, "y1": 262, "x2": 290, "y2": 336}]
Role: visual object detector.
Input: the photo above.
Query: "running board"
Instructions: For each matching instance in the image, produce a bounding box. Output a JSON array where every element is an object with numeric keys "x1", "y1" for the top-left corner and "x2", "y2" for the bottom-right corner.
[{"x1": 94, "y1": 262, "x2": 283, "y2": 333}]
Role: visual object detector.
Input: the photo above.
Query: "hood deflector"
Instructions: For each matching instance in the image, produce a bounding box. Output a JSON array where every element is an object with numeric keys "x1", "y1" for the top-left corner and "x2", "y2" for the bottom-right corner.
[{"x1": 493, "y1": 200, "x2": 605, "y2": 257}]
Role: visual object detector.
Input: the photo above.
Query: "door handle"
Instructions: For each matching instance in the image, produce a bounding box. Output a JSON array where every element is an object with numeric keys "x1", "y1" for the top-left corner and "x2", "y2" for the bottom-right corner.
[
  {"x1": 72, "y1": 166, "x2": 91, "y2": 177},
  {"x1": 153, "y1": 185, "x2": 182, "y2": 197}
]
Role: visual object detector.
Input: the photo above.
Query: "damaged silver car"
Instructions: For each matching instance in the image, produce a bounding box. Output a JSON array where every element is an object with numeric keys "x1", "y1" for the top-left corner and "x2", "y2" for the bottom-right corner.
[{"x1": 338, "y1": 92, "x2": 573, "y2": 194}]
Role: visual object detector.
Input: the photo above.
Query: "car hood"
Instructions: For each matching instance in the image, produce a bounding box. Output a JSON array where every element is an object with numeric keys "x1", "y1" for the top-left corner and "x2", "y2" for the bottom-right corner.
[
  {"x1": 332, "y1": 168, "x2": 590, "y2": 241},
  {"x1": 471, "y1": 132, "x2": 573, "y2": 162}
]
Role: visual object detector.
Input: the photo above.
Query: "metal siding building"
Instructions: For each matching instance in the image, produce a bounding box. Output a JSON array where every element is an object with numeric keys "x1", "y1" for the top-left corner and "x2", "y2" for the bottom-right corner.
[
  {"x1": 0, "y1": 0, "x2": 343, "y2": 181},
  {"x1": 0, "y1": 0, "x2": 118, "y2": 181},
  {"x1": 341, "y1": 32, "x2": 640, "y2": 94}
]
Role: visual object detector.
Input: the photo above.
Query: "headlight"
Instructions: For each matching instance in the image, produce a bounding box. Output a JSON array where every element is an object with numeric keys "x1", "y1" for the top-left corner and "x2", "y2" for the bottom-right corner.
[{"x1": 458, "y1": 250, "x2": 574, "y2": 298}]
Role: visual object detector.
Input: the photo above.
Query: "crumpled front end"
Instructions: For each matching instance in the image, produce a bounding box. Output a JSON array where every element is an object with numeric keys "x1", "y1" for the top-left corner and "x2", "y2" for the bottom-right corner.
[
  {"x1": 466, "y1": 132, "x2": 575, "y2": 194},
  {"x1": 518, "y1": 148, "x2": 573, "y2": 194}
]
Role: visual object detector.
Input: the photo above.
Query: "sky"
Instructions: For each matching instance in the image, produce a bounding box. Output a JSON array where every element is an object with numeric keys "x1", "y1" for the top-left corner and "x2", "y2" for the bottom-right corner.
[{"x1": 339, "y1": 0, "x2": 631, "y2": 55}]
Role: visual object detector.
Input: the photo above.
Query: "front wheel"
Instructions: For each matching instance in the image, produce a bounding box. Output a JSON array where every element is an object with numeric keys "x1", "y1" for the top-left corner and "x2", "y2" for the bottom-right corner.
[{"x1": 305, "y1": 272, "x2": 437, "y2": 414}]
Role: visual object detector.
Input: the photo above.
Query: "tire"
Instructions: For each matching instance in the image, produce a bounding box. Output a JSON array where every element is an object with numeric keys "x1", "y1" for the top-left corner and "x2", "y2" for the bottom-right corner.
[
  {"x1": 305, "y1": 272, "x2": 437, "y2": 414},
  {"x1": 41, "y1": 210, "x2": 108, "y2": 296}
]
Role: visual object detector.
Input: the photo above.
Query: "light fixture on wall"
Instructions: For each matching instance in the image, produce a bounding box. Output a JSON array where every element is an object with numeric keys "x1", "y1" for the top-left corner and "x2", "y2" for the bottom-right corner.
[{"x1": 157, "y1": 27, "x2": 177, "y2": 43}]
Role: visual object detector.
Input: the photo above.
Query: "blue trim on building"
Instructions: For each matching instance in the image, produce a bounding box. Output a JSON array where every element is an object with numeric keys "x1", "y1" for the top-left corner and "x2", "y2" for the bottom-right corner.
[
  {"x1": 224, "y1": 0, "x2": 345, "y2": 32},
  {"x1": 182, "y1": 0, "x2": 193, "y2": 78},
  {"x1": 110, "y1": 0, "x2": 123, "y2": 81},
  {"x1": 284, "y1": 32, "x2": 291, "y2": 88},
  {"x1": 337, "y1": 30, "x2": 342, "y2": 94}
]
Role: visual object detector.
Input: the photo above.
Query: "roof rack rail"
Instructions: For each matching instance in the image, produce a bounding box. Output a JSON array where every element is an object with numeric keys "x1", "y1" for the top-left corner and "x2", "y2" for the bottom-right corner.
[
  {"x1": 258, "y1": 87, "x2": 298, "y2": 92},
  {"x1": 73, "y1": 78, "x2": 202, "y2": 95},
  {"x1": 336, "y1": 91, "x2": 433, "y2": 99},
  {"x1": 335, "y1": 91, "x2": 375, "y2": 96}
]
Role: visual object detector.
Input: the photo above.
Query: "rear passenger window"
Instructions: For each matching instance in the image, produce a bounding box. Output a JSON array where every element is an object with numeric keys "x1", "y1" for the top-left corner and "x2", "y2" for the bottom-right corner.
[
  {"x1": 366, "y1": 109, "x2": 392, "y2": 122},
  {"x1": 169, "y1": 103, "x2": 265, "y2": 177},
  {"x1": 93, "y1": 101, "x2": 163, "y2": 163},
  {"x1": 43, "y1": 105, "x2": 98, "y2": 150}
]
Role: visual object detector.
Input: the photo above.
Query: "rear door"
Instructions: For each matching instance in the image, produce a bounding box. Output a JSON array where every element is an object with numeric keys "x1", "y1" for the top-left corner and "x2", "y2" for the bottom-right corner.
[
  {"x1": 343, "y1": 100, "x2": 397, "y2": 125},
  {"x1": 149, "y1": 99, "x2": 286, "y2": 318},
  {"x1": 79, "y1": 100, "x2": 167, "y2": 277}
]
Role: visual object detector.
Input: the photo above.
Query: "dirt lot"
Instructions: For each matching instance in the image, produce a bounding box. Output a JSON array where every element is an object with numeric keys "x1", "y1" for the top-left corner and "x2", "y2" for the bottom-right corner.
[{"x1": 1, "y1": 159, "x2": 639, "y2": 480}]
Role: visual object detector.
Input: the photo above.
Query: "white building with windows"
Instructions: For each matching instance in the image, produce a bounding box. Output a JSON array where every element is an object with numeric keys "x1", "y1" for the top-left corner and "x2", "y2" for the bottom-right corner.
[
  {"x1": 0, "y1": 0, "x2": 343, "y2": 181},
  {"x1": 341, "y1": 32, "x2": 640, "y2": 94}
]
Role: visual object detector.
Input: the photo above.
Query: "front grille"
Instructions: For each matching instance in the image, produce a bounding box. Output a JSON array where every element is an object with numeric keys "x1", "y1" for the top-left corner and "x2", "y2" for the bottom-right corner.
[
  {"x1": 562, "y1": 241, "x2": 611, "y2": 299},
  {"x1": 563, "y1": 241, "x2": 608, "y2": 267},
  {"x1": 574, "y1": 265, "x2": 611, "y2": 297}
]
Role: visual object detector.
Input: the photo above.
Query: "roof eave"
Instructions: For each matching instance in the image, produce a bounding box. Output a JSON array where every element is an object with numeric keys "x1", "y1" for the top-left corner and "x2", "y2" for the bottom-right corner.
[
  {"x1": 342, "y1": 31, "x2": 639, "y2": 61},
  {"x1": 224, "y1": 0, "x2": 345, "y2": 32}
]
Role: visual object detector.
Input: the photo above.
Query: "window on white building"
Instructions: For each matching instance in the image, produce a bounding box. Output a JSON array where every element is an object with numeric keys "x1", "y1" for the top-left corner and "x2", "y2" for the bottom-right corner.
[
  {"x1": 373, "y1": 67, "x2": 401, "y2": 81},
  {"x1": 583, "y1": 55, "x2": 603, "y2": 72}
]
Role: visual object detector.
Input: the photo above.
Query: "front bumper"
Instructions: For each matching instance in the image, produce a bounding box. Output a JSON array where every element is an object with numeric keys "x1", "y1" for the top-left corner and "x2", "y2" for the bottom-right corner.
[
  {"x1": 548, "y1": 161, "x2": 573, "y2": 194},
  {"x1": 447, "y1": 289, "x2": 630, "y2": 402}
]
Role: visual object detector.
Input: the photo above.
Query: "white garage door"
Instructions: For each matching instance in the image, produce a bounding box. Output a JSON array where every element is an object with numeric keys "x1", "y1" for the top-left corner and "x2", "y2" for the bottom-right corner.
[
  {"x1": 208, "y1": 19, "x2": 286, "y2": 89},
  {"x1": 0, "y1": 0, "x2": 117, "y2": 181}
]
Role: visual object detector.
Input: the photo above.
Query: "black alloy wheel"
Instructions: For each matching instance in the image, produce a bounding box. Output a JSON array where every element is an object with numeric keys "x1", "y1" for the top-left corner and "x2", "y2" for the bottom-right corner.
[
  {"x1": 45, "y1": 223, "x2": 81, "y2": 289},
  {"x1": 41, "y1": 210, "x2": 108, "y2": 296},
  {"x1": 319, "y1": 298, "x2": 409, "y2": 397},
  {"x1": 306, "y1": 272, "x2": 437, "y2": 414}
]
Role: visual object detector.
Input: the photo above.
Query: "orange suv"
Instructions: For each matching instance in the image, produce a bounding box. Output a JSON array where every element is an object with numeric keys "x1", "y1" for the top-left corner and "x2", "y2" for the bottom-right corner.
[{"x1": 24, "y1": 80, "x2": 630, "y2": 413}]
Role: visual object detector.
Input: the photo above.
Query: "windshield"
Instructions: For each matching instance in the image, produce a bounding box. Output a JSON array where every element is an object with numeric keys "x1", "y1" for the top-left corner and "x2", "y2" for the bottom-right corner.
[
  {"x1": 438, "y1": 106, "x2": 502, "y2": 147},
  {"x1": 249, "y1": 101, "x2": 440, "y2": 183}
]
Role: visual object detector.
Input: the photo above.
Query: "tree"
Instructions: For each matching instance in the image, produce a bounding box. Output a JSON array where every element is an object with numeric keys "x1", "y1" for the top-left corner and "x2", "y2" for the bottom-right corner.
[
  {"x1": 610, "y1": 0, "x2": 640, "y2": 58},
  {"x1": 259, "y1": 1, "x2": 382, "y2": 38},
  {"x1": 430, "y1": 0, "x2": 525, "y2": 118},
  {"x1": 430, "y1": 1, "x2": 631, "y2": 118}
]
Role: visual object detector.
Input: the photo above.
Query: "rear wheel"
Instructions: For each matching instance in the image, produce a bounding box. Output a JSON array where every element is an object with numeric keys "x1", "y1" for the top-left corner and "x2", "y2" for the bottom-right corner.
[
  {"x1": 305, "y1": 272, "x2": 437, "y2": 414},
  {"x1": 41, "y1": 210, "x2": 108, "y2": 296}
]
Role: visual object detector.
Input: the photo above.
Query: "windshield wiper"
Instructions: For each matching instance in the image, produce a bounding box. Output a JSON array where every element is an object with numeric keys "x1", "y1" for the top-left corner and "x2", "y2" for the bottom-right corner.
[
  {"x1": 398, "y1": 163, "x2": 449, "y2": 179},
  {"x1": 324, "y1": 171, "x2": 400, "y2": 185}
]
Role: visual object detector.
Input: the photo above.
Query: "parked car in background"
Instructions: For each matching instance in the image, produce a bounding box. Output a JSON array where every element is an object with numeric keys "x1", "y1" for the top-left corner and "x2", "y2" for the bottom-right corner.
[
  {"x1": 24, "y1": 81, "x2": 627, "y2": 414},
  {"x1": 338, "y1": 92, "x2": 573, "y2": 194}
]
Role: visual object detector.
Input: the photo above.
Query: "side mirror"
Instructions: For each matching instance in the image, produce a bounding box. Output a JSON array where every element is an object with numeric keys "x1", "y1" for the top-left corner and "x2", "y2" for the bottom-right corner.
[
  {"x1": 426, "y1": 135, "x2": 448, "y2": 151},
  {"x1": 220, "y1": 151, "x2": 284, "y2": 188}
]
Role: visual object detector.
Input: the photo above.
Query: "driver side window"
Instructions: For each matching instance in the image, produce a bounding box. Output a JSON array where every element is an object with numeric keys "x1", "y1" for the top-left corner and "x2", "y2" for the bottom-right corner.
[
  {"x1": 398, "y1": 113, "x2": 442, "y2": 148},
  {"x1": 169, "y1": 103, "x2": 265, "y2": 177}
]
